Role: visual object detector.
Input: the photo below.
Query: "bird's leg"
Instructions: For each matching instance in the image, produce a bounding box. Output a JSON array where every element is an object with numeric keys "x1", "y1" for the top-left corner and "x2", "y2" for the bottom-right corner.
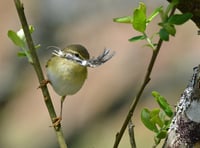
[
  {"x1": 52, "y1": 96, "x2": 66, "y2": 127},
  {"x1": 60, "y1": 95, "x2": 66, "y2": 119}
]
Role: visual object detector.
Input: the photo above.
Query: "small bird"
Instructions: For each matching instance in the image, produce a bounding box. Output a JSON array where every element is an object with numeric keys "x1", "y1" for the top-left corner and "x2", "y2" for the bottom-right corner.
[{"x1": 46, "y1": 44, "x2": 114, "y2": 126}]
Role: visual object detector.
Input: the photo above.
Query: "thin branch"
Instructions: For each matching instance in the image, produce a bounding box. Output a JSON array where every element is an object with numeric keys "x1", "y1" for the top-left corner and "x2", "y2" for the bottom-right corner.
[
  {"x1": 128, "y1": 120, "x2": 136, "y2": 148},
  {"x1": 14, "y1": 0, "x2": 67, "y2": 147},
  {"x1": 113, "y1": 38, "x2": 163, "y2": 148},
  {"x1": 113, "y1": 6, "x2": 177, "y2": 148}
]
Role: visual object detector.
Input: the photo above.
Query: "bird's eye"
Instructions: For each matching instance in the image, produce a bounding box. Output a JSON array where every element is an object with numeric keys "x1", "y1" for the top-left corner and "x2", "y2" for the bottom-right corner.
[{"x1": 74, "y1": 53, "x2": 80, "y2": 58}]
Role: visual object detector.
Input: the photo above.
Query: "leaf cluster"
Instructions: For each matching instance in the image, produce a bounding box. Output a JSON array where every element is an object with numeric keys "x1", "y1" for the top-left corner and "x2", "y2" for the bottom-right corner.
[
  {"x1": 113, "y1": 1, "x2": 192, "y2": 46},
  {"x1": 141, "y1": 91, "x2": 173, "y2": 147},
  {"x1": 8, "y1": 26, "x2": 40, "y2": 63}
]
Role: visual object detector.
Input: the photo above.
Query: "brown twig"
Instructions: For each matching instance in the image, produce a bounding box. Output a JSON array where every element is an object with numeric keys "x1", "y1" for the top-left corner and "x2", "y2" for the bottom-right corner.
[
  {"x1": 128, "y1": 120, "x2": 136, "y2": 148},
  {"x1": 14, "y1": 0, "x2": 67, "y2": 147}
]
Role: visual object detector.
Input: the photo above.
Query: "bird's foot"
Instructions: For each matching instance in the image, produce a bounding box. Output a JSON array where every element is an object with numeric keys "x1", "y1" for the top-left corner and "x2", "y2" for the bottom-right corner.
[
  {"x1": 52, "y1": 117, "x2": 62, "y2": 127},
  {"x1": 38, "y1": 79, "x2": 50, "y2": 89}
]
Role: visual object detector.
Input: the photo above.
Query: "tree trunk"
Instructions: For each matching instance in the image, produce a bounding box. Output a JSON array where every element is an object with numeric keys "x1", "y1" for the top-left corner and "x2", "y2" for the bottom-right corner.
[
  {"x1": 163, "y1": 66, "x2": 200, "y2": 148},
  {"x1": 163, "y1": 1, "x2": 200, "y2": 146}
]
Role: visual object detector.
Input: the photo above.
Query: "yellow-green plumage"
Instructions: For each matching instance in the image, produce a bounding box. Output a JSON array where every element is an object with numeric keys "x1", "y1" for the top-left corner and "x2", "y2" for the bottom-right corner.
[{"x1": 46, "y1": 44, "x2": 90, "y2": 96}]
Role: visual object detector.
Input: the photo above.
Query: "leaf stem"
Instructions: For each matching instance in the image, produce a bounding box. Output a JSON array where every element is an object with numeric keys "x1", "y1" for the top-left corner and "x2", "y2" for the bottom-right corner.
[
  {"x1": 14, "y1": 0, "x2": 67, "y2": 147},
  {"x1": 144, "y1": 33, "x2": 156, "y2": 50}
]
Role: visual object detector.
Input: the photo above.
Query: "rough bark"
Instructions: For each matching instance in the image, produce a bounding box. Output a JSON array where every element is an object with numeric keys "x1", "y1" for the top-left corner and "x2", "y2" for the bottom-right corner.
[
  {"x1": 163, "y1": 1, "x2": 200, "y2": 146},
  {"x1": 163, "y1": 66, "x2": 200, "y2": 148}
]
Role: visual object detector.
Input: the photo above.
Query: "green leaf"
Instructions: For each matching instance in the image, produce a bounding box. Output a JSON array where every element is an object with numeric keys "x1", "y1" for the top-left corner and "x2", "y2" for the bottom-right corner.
[
  {"x1": 141, "y1": 108, "x2": 158, "y2": 133},
  {"x1": 164, "y1": 119, "x2": 172, "y2": 128},
  {"x1": 168, "y1": 13, "x2": 193, "y2": 25},
  {"x1": 113, "y1": 16, "x2": 132, "y2": 24},
  {"x1": 147, "y1": 6, "x2": 163, "y2": 23},
  {"x1": 159, "y1": 28, "x2": 169, "y2": 41},
  {"x1": 132, "y1": 2, "x2": 146, "y2": 33},
  {"x1": 17, "y1": 51, "x2": 27, "y2": 57},
  {"x1": 152, "y1": 91, "x2": 162, "y2": 98},
  {"x1": 8, "y1": 30, "x2": 25, "y2": 48},
  {"x1": 161, "y1": 116, "x2": 172, "y2": 129},
  {"x1": 17, "y1": 49, "x2": 33, "y2": 63},
  {"x1": 163, "y1": 24, "x2": 176, "y2": 36},
  {"x1": 128, "y1": 35, "x2": 146, "y2": 42},
  {"x1": 152, "y1": 91, "x2": 173, "y2": 117},
  {"x1": 158, "y1": 111, "x2": 166, "y2": 122},
  {"x1": 29, "y1": 25, "x2": 35, "y2": 33},
  {"x1": 150, "y1": 108, "x2": 160, "y2": 116},
  {"x1": 150, "y1": 109, "x2": 164, "y2": 128},
  {"x1": 156, "y1": 130, "x2": 167, "y2": 139}
]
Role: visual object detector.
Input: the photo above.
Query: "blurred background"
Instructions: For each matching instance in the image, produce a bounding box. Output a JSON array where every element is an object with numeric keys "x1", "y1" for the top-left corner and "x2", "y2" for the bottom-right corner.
[{"x1": 0, "y1": 0, "x2": 199, "y2": 148}]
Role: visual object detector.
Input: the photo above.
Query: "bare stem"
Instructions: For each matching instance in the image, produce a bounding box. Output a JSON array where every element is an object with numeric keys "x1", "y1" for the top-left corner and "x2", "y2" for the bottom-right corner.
[
  {"x1": 128, "y1": 120, "x2": 136, "y2": 148},
  {"x1": 14, "y1": 0, "x2": 67, "y2": 147}
]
